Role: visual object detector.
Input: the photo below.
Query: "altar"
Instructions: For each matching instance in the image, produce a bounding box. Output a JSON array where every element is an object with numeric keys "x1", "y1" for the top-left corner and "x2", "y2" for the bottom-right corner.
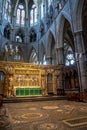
[{"x1": 0, "y1": 61, "x2": 60, "y2": 97}]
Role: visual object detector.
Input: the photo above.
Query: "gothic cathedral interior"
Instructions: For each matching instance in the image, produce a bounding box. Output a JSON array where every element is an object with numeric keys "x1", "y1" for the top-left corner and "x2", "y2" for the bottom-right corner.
[{"x1": 0, "y1": 0, "x2": 87, "y2": 100}]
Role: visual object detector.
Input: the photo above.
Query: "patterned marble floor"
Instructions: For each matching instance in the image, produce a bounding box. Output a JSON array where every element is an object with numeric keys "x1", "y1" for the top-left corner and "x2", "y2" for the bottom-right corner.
[{"x1": 2, "y1": 100, "x2": 87, "y2": 130}]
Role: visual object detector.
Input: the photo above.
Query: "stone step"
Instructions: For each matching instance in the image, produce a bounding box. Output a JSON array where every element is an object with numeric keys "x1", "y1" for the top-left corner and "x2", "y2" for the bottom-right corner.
[{"x1": 3, "y1": 96, "x2": 66, "y2": 103}]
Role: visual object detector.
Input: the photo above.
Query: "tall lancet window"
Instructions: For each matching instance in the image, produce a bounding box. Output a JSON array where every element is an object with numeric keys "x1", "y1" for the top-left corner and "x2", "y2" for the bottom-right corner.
[
  {"x1": 48, "y1": 0, "x2": 52, "y2": 7},
  {"x1": 16, "y1": 4, "x2": 25, "y2": 26},
  {"x1": 30, "y1": 4, "x2": 38, "y2": 26},
  {"x1": 4, "y1": 0, "x2": 11, "y2": 22},
  {"x1": 41, "y1": 2, "x2": 44, "y2": 19}
]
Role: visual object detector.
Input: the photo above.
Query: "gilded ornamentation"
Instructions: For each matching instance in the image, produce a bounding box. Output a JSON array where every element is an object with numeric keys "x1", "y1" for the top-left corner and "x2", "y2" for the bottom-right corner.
[{"x1": 0, "y1": 61, "x2": 60, "y2": 97}]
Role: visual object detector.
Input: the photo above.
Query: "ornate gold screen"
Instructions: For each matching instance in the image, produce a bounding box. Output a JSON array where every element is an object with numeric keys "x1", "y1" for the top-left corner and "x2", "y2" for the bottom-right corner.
[{"x1": 0, "y1": 61, "x2": 60, "y2": 97}]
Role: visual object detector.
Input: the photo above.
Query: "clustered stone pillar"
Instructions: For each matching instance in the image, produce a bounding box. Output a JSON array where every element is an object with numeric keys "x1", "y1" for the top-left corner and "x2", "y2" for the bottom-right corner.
[
  {"x1": 25, "y1": 18, "x2": 29, "y2": 44},
  {"x1": 56, "y1": 47, "x2": 64, "y2": 90},
  {"x1": 74, "y1": 30, "x2": 87, "y2": 92},
  {"x1": 56, "y1": 47, "x2": 64, "y2": 65}
]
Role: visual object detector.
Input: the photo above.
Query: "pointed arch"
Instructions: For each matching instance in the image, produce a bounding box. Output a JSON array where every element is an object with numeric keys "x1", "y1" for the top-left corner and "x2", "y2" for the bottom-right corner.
[
  {"x1": 16, "y1": 3, "x2": 25, "y2": 26},
  {"x1": 14, "y1": 0, "x2": 27, "y2": 17},
  {"x1": 56, "y1": 13, "x2": 72, "y2": 48},
  {"x1": 30, "y1": 3, "x2": 38, "y2": 26},
  {"x1": 73, "y1": 0, "x2": 84, "y2": 32},
  {"x1": 4, "y1": 0, "x2": 11, "y2": 22}
]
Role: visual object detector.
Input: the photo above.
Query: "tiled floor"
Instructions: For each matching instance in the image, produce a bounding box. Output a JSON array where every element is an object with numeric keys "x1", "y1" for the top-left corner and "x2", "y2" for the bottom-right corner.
[{"x1": 1, "y1": 100, "x2": 87, "y2": 130}]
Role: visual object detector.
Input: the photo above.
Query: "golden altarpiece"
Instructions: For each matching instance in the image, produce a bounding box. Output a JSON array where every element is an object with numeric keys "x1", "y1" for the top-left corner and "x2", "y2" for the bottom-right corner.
[{"x1": 0, "y1": 61, "x2": 61, "y2": 97}]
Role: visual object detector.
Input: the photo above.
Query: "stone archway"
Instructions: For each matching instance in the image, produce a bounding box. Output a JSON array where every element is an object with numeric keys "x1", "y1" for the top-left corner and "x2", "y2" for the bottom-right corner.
[
  {"x1": 82, "y1": 1, "x2": 87, "y2": 56},
  {"x1": 73, "y1": 0, "x2": 84, "y2": 32},
  {"x1": 56, "y1": 14, "x2": 71, "y2": 65},
  {"x1": 72, "y1": 0, "x2": 87, "y2": 92},
  {"x1": 56, "y1": 12, "x2": 77, "y2": 90},
  {"x1": 63, "y1": 19, "x2": 75, "y2": 66}
]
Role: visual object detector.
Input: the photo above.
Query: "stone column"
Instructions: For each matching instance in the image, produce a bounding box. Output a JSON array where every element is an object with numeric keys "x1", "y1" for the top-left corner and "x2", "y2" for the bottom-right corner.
[
  {"x1": 11, "y1": 16, "x2": 16, "y2": 42},
  {"x1": 57, "y1": 69, "x2": 63, "y2": 89},
  {"x1": 56, "y1": 47, "x2": 64, "y2": 92},
  {"x1": 25, "y1": 18, "x2": 29, "y2": 44},
  {"x1": 56, "y1": 47, "x2": 64, "y2": 65},
  {"x1": 74, "y1": 30, "x2": 87, "y2": 92}
]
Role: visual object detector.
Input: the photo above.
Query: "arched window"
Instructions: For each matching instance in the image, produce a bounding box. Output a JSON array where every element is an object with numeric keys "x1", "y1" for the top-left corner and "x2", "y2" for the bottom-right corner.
[
  {"x1": 30, "y1": 4, "x2": 38, "y2": 26},
  {"x1": 48, "y1": 0, "x2": 52, "y2": 7},
  {"x1": 64, "y1": 43, "x2": 75, "y2": 66},
  {"x1": 4, "y1": 0, "x2": 11, "y2": 22},
  {"x1": 16, "y1": 4, "x2": 25, "y2": 26},
  {"x1": 41, "y1": 2, "x2": 44, "y2": 19}
]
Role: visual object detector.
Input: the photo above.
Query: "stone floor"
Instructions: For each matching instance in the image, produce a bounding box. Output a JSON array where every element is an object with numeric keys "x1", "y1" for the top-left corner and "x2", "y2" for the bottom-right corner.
[{"x1": 1, "y1": 100, "x2": 87, "y2": 130}]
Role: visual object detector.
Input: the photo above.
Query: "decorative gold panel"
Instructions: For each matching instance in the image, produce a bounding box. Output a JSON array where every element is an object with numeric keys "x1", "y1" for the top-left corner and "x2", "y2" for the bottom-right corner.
[{"x1": 0, "y1": 61, "x2": 60, "y2": 97}]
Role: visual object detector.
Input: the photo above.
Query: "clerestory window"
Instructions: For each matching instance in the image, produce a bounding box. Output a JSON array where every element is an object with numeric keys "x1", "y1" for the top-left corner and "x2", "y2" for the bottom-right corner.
[
  {"x1": 40, "y1": 2, "x2": 44, "y2": 19},
  {"x1": 4, "y1": 0, "x2": 11, "y2": 22},
  {"x1": 30, "y1": 4, "x2": 38, "y2": 26},
  {"x1": 48, "y1": 0, "x2": 52, "y2": 7},
  {"x1": 16, "y1": 4, "x2": 25, "y2": 26}
]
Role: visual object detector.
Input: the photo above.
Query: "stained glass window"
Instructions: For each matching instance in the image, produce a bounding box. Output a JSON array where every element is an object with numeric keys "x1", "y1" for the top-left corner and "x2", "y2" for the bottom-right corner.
[
  {"x1": 16, "y1": 4, "x2": 25, "y2": 26},
  {"x1": 19, "y1": 5, "x2": 24, "y2": 9},
  {"x1": 34, "y1": 8, "x2": 37, "y2": 23},
  {"x1": 48, "y1": 0, "x2": 52, "y2": 7},
  {"x1": 41, "y1": 2, "x2": 44, "y2": 18},
  {"x1": 30, "y1": 4, "x2": 38, "y2": 26},
  {"x1": 30, "y1": 10, "x2": 33, "y2": 25},
  {"x1": 4, "y1": 0, "x2": 11, "y2": 22},
  {"x1": 64, "y1": 43, "x2": 75, "y2": 66},
  {"x1": 21, "y1": 10, "x2": 25, "y2": 25},
  {"x1": 16, "y1": 9, "x2": 20, "y2": 24},
  {"x1": 59, "y1": 3, "x2": 62, "y2": 10}
]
